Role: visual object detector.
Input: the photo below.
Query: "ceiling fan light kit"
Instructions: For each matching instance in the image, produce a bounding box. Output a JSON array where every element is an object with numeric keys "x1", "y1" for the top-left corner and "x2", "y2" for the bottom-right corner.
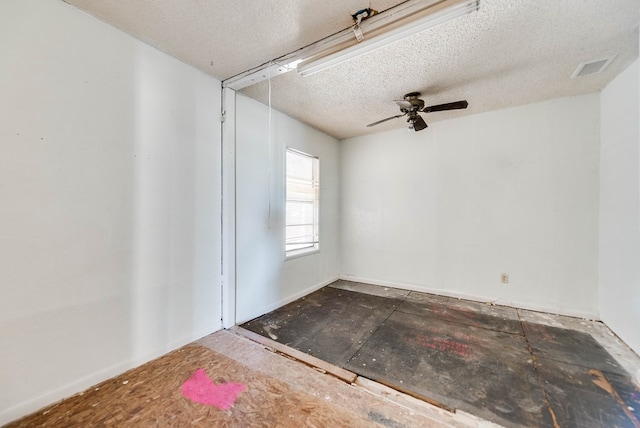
[{"x1": 223, "y1": 0, "x2": 479, "y2": 90}]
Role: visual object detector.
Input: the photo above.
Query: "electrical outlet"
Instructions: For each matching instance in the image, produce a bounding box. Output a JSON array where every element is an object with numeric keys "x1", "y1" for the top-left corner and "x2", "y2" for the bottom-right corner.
[{"x1": 501, "y1": 273, "x2": 509, "y2": 283}]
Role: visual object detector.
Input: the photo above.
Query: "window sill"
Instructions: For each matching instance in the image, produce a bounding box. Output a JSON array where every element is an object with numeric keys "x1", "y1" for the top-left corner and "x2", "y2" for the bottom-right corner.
[{"x1": 285, "y1": 248, "x2": 320, "y2": 261}]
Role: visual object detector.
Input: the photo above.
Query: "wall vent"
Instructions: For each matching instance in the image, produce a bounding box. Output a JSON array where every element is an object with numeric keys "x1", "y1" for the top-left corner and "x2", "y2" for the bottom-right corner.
[{"x1": 571, "y1": 56, "x2": 616, "y2": 79}]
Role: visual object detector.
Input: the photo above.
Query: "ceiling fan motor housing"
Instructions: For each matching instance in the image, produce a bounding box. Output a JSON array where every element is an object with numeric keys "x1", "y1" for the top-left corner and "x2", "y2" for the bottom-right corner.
[{"x1": 404, "y1": 92, "x2": 425, "y2": 111}]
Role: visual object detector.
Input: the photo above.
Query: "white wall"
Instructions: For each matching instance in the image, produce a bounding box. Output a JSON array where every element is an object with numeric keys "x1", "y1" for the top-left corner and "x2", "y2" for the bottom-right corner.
[
  {"x1": 235, "y1": 94, "x2": 341, "y2": 323},
  {"x1": 0, "y1": 1, "x2": 222, "y2": 423},
  {"x1": 599, "y1": 59, "x2": 640, "y2": 355},
  {"x1": 341, "y1": 94, "x2": 601, "y2": 318}
]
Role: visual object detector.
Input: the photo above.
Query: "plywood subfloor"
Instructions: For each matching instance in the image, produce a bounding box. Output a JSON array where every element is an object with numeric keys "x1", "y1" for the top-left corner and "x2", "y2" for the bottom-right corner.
[
  {"x1": 241, "y1": 280, "x2": 640, "y2": 428},
  {"x1": 5, "y1": 330, "x2": 488, "y2": 427}
]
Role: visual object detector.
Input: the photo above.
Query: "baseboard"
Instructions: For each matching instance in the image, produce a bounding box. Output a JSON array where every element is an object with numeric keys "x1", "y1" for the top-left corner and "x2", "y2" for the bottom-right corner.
[
  {"x1": 339, "y1": 274, "x2": 600, "y2": 321},
  {"x1": 0, "y1": 360, "x2": 130, "y2": 426},
  {"x1": 0, "y1": 323, "x2": 222, "y2": 426},
  {"x1": 129, "y1": 322, "x2": 223, "y2": 367},
  {"x1": 235, "y1": 276, "x2": 340, "y2": 324},
  {"x1": 505, "y1": 300, "x2": 599, "y2": 321}
]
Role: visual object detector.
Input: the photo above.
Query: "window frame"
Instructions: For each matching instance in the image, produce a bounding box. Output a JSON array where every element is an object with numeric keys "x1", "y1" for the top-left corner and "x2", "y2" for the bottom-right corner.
[{"x1": 284, "y1": 147, "x2": 320, "y2": 259}]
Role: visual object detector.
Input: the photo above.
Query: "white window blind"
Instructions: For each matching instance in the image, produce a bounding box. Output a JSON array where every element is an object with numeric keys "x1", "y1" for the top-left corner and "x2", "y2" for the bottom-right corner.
[{"x1": 285, "y1": 148, "x2": 319, "y2": 256}]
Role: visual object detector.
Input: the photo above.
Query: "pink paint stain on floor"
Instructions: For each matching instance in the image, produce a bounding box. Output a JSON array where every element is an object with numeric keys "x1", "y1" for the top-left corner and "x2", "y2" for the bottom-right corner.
[{"x1": 181, "y1": 368, "x2": 246, "y2": 410}]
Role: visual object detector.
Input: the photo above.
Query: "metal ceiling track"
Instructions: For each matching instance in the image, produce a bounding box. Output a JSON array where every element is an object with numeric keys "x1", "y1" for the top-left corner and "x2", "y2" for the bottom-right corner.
[{"x1": 222, "y1": 0, "x2": 479, "y2": 90}]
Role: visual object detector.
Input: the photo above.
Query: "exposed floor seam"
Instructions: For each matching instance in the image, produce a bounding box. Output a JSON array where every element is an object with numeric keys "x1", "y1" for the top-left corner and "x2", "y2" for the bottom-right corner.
[
  {"x1": 341, "y1": 292, "x2": 411, "y2": 367},
  {"x1": 231, "y1": 326, "x2": 459, "y2": 415},
  {"x1": 230, "y1": 326, "x2": 358, "y2": 384},
  {"x1": 339, "y1": 290, "x2": 468, "y2": 415},
  {"x1": 517, "y1": 308, "x2": 560, "y2": 428},
  {"x1": 358, "y1": 375, "x2": 457, "y2": 413}
]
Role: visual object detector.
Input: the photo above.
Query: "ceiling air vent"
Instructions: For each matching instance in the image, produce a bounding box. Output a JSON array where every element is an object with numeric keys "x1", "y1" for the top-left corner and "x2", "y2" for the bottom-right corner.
[{"x1": 571, "y1": 56, "x2": 616, "y2": 79}]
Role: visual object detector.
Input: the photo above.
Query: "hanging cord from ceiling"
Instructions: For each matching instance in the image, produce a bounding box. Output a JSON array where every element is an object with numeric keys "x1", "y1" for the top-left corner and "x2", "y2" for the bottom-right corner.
[{"x1": 267, "y1": 61, "x2": 273, "y2": 230}]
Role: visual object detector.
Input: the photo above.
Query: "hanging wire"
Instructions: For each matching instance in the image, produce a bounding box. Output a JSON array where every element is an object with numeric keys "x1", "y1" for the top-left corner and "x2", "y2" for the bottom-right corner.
[{"x1": 267, "y1": 62, "x2": 273, "y2": 229}]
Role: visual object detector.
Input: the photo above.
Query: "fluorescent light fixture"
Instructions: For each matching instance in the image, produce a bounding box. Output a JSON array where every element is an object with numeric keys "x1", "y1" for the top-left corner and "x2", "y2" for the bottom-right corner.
[
  {"x1": 298, "y1": 0, "x2": 479, "y2": 77},
  {"x1": 222, "y1": 0, "x2": 479, "y2": 90},
  {"x1": 223, "y1": 60, "x2": 302, "y2": 91}
]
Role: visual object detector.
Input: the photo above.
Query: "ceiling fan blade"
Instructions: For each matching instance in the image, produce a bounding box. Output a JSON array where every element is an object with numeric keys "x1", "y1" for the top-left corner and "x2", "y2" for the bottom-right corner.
[
  {"x1": 412, "y1": 114, "x2": 428, "y2": 131},
  {"x1": 367, "y1": 113, "x2": 406, "y2": 127},
  {"x1": 394, "y1": 100, "x2": 413, "y2": 110},
  {"x1": 422, "y1": 100, "x2": 468, "y2": 113}
]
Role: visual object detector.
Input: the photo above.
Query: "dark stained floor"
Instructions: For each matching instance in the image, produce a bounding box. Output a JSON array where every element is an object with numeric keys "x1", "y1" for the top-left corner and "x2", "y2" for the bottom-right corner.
[{"x1": 241, "y1": 280, "x2": 640, "y2": 428}]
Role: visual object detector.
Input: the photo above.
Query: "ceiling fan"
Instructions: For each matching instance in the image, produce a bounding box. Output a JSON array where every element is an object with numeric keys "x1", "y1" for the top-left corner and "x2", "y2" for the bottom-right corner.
[{"x1": 367, "y1": 92, "x2": 468, "y2": 132}]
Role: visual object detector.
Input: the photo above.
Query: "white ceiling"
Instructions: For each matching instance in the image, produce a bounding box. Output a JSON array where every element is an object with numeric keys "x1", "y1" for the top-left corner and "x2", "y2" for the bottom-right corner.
[{"x1": 65, "y1": 0, "x2": 639, "y2": 140}]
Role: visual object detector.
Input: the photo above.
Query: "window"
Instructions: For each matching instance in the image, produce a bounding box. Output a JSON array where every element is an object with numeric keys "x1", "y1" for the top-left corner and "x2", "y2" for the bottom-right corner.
[{"x1": 285, "y1": 148, "x2": 319, "y2": 257}]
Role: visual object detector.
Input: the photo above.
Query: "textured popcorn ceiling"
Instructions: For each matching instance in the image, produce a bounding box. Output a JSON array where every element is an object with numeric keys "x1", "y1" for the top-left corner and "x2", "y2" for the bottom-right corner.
[{"x1": 65, "y1": 0, "x2": 639, "y2": 140}]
